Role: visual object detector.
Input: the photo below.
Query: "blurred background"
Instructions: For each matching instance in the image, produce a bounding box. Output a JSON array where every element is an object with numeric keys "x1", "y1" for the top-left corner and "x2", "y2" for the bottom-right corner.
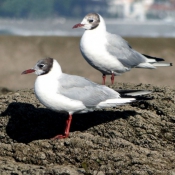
[{"x1": 0, "y1": 0, "x2": 174, "y2": 90}]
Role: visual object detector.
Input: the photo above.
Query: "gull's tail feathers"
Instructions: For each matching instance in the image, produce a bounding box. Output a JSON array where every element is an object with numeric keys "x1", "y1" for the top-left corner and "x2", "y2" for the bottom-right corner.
[
  {"x1": 98, "y1": 98, "x2": 136, "y2": 108},
  {"x1": 151, "y1": 62, "x2": 173, "y2": 67},
  {"x1": 142, "y1": 54, "x2": 173, "y2": 67},
  {"x1": 142, "y1": 54, "x2": 164, "y2": 62},
  {"x1": 117, "y1": 90, "x2": 152, "y2": 97}
]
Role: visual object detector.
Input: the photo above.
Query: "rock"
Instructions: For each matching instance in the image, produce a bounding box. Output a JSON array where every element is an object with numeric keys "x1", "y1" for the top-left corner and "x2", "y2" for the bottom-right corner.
[{"x1": 0, "y1": 83, "x2": 175, "y2": 174}]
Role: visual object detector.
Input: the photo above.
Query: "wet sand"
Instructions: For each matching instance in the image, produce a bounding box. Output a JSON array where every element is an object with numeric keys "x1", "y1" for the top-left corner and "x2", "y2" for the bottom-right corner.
[{"x1": 0, "y1": 36, "x2": 174, "y2": 90}]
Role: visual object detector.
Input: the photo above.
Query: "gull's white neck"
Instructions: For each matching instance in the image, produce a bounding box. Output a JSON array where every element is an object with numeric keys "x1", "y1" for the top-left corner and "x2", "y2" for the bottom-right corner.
[
  {"x1": 80, "y1": 15, "x2": 108, "y2": 63},
  {"x1": 44, "y1": 59, "x2": 62, "y2": 79},
  {"x1": 34, "y1": 60, "x2": 62, "y2": 96}
]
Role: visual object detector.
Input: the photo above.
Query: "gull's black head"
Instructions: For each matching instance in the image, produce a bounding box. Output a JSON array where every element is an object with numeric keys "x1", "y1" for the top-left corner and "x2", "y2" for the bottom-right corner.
[
  {"x1": 35, "y1": 57, "x2": 54, "y2": 76},
  {"x1": 73, "y1": 13, "x2": 100, "y2": 30},
  {"x1": 22, "y1": 57, "x2": 54, "y2": 76}
]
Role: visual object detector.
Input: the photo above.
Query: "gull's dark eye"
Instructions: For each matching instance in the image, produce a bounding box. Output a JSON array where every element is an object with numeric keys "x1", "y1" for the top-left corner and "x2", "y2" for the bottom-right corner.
[
  {"x1": 89, "y1": 19, "x2": 94, "y2": 23},
  {"x1": 38, "y1": 64, "x2": 45, "y2": 69}
]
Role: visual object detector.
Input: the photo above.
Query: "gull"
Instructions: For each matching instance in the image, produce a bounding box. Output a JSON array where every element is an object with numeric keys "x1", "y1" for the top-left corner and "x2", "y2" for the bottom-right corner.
[
  {"x1": 22, "y1": 57, "x2": 151, "y2": 139},
  {"x1": 73, "y1": 13, "x2": 172, "y2": 85}
]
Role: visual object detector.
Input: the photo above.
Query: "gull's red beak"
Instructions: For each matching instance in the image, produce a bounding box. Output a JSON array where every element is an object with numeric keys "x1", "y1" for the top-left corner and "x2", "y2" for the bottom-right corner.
[
  {"x1": 72, "y1": 23, "x2": 84, "y2": 29},
  {"x1": 21, "y1": 69, "x2": 35, "y2": 75}
]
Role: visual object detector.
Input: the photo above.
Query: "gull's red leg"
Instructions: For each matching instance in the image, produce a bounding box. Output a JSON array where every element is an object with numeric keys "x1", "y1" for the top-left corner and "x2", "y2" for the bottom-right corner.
[
  {"x1": 102, "y1": 74, "x2": 106, "y2": 85},
  {"x1": 111, "y1": 73, "x2": 115, "y2": 84},
  {"x1": 52, "y1": 114, "x2": 72, "y2": 139}
]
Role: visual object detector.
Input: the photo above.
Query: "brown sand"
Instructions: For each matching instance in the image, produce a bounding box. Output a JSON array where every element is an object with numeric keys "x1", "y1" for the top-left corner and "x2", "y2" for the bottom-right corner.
[{"x1": 0, "y1": 36, "x2": 174, "y2": 90}]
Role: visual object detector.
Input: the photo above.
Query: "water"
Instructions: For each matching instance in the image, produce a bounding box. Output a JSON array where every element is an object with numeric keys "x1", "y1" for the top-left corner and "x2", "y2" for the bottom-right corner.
[{"x1": 0, "y1": 18, "x2": 175, "y2": 37}]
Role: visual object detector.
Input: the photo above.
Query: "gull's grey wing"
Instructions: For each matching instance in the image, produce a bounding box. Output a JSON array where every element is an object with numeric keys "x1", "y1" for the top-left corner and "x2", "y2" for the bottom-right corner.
[
  {"x1": 58, "y1": 74, "x2": 120, "y2": 107},
  {"x1": 105, "y1": 33, "x2": 147, "y2": 68}
]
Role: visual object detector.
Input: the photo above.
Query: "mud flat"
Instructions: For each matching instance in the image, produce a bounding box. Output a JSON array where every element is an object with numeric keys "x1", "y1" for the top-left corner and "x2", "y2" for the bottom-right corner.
[
  {"x1": 0, "y1": 36, "x2": 174, "y2": 90},
  {"x1": 0, "y1": 82, "x2": 175, "y2": 174}
]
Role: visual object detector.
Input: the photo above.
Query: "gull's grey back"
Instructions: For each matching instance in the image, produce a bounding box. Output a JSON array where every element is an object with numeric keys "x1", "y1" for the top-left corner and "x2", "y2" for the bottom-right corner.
[
  {"x1": 105, "y1": 32, "x2": 146, "y2": 68},
  {"x1": 58, "y1": 73, "x2": 120, "y2": 107}
]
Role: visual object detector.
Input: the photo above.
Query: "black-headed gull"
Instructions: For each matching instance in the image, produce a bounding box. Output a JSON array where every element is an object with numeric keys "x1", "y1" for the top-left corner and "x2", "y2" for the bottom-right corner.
[
  {"x1": 22, "y1": 57, "x2": 151, "y2": 139},
  {"x1": 73, "y1": 13, "x2": 172, "y2": 85}
]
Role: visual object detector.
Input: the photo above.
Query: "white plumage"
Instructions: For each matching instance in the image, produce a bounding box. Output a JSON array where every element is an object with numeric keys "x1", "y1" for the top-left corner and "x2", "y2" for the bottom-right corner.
[
  {"x1": 22, "y1": 57, "x2": 151, "y2": 139},
  {"x1": 73, "y1": 13, "x2": 172, "y2": 84}
]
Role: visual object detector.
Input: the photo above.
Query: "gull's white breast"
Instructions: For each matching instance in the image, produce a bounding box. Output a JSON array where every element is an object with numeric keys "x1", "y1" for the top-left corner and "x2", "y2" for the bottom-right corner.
[
  {"x1": 80, "y1": 30, "x2": 125, "y2": 75},
  {"x1": 34, "y1": 75, "x2": 86, "y2": 114}
]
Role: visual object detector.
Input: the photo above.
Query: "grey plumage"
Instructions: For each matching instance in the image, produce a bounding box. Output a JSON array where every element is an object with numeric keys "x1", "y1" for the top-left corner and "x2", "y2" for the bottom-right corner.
[
  {"x1": 73, "y1": 13, "x2": 172, "y2": 84},
  {"x1": 22, "y1": 57, "x2": 153, "y2": 139},
  {"x1": 106, "y1": 33, "x2": 172, "y2": 69},
  {"x1": 58, "y1": 74, "x2": 120, "y2": 107},
  {"x1": 106, "y1": 33, "x2": 148, "y2": 68}
]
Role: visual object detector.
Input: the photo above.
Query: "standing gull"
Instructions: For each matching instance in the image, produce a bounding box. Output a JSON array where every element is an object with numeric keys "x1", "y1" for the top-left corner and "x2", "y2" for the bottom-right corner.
[
  {"x1": 22, "y1": 57, "x2": 151, "y2": 139},
  {"x1": 73, "y1": 13, "x2": 172, "y2": 85}
]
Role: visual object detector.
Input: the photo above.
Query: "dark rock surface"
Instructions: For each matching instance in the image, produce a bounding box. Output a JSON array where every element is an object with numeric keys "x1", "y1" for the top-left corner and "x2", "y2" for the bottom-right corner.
[{"x1": 0, "y1": 83, "x2": 175, "y2": 174}]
